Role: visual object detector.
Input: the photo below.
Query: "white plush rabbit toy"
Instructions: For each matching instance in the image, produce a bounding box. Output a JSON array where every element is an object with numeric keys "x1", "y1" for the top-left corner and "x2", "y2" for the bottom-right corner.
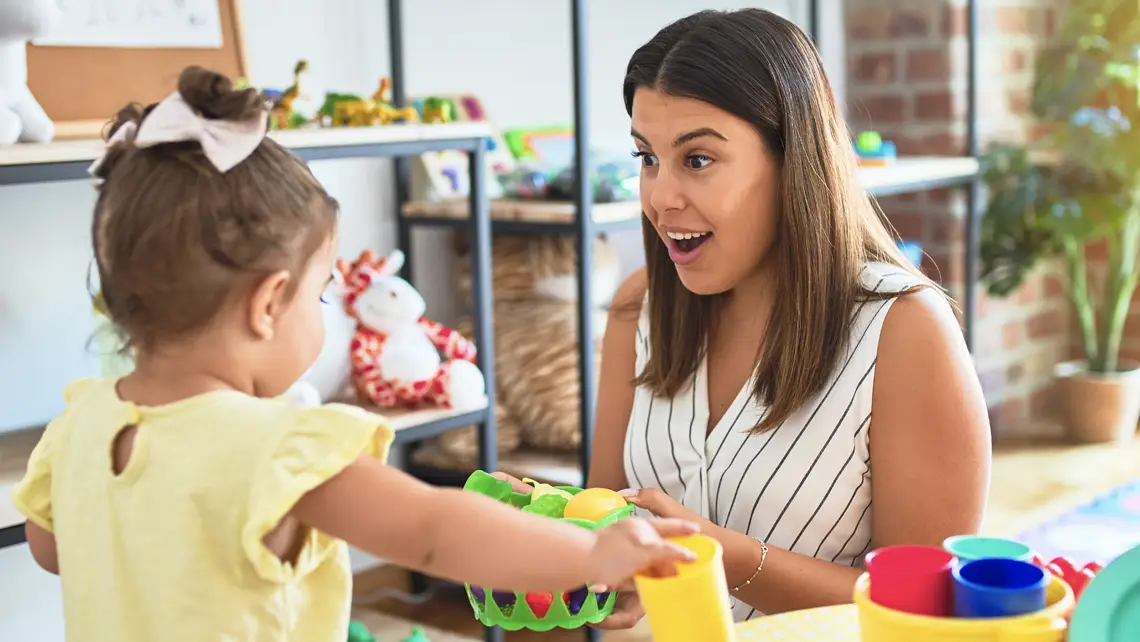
[
  {"x1": 337, "y1": 248, "x2": 486, "y2": 411},
  {"x1": 0, "y1": 0, "x2": 59, "y2": 145}
]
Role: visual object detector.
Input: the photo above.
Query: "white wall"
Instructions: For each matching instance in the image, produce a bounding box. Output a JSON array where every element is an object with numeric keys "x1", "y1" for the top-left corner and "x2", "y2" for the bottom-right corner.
[{"x1": 0, "y1": 1, "x2": 841, "y2": 638}]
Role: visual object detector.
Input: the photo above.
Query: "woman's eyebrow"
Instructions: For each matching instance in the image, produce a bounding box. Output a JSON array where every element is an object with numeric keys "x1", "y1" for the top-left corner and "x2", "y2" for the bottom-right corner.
[{"x1": 631, "y1": 127, "x2": 729, "y2": 148}]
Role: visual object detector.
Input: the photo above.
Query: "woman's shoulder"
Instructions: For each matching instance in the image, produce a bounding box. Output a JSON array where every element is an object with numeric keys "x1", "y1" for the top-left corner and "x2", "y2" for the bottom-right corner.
[
  {"x1": 609, "y1": 267, "x2": 648, "y2": 323},
  {"x1": 858, "y1": 261, "x2": 929, "y2": 294}
]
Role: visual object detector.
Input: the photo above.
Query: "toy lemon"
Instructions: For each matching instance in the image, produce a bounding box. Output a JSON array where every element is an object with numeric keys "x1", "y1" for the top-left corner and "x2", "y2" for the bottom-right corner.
[{"x1": 563, "y1": 488, "x2": 629, "y2": 521}]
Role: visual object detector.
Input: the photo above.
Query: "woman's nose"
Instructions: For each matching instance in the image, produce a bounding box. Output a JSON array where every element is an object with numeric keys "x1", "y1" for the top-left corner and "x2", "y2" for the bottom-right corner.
[{"x1": 648, "y1": 166, "x2": 685, "y2": 214}]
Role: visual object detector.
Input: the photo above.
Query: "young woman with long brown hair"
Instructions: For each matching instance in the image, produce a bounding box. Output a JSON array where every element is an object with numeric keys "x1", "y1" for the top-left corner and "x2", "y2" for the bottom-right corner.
[{"x1": 497, "y1": 8, "x2": 991, "y2": 625}]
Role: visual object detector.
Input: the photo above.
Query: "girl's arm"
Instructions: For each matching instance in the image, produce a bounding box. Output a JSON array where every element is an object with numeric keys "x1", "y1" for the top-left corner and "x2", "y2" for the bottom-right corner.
[
  {"x1": 586, "y1": 268, "x2": 646, "y2": 491},
  {"x1": 722, "y1": 289, "x2": 991, "y2": 614},
  {"x1": 25, "y1": 521, "x2": 59, "y2": 575},
  {"x1": 291, "y1": 455, "x2": 697, "y2": 592}
]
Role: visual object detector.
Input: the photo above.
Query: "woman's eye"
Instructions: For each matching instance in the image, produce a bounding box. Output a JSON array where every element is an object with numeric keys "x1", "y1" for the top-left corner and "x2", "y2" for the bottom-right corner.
[
  {"x1": 686, "y1": 154, "x2": 713, "y2": 170},
  {"x1": 320, "y1": 293, "x2": 331, "y2": 304},
  {"x1": 631, "y1": 150, "x2": 658, "y2": 168}
]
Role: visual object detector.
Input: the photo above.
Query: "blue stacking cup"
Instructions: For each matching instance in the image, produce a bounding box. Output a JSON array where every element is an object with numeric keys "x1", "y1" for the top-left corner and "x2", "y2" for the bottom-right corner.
[{"x1": 952, "y1": 558, "x2": 1049, "y2": 619}]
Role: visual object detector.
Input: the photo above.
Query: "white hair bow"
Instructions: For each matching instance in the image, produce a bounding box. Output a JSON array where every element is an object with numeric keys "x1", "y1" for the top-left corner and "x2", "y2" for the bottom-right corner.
[{"x1": 88, "y1": 91, "x2": 269, "y2": 176}]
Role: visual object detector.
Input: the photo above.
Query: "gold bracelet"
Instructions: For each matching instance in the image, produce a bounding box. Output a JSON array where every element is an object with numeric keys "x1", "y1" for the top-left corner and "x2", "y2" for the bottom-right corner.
[{"x1": 730, "y1": 539, "x2": 769, "y2": 593}]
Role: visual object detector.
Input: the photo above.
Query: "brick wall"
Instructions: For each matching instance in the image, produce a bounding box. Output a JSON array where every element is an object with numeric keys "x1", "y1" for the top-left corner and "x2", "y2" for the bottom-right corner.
[{"x1": 845, "y1": 0, "x2": 1069, "y2": 437}]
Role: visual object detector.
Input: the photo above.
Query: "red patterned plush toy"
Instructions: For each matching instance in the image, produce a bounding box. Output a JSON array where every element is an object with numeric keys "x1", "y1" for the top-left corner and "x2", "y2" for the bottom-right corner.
[{"x1": 336, "y1": 249, "x2": 485, "y2": 410}]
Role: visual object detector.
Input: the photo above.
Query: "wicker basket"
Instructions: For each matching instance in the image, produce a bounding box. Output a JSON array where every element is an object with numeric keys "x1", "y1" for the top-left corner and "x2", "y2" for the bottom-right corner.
[{"x1": 461, "y1": 471, "x2": 634, "y2": 630}]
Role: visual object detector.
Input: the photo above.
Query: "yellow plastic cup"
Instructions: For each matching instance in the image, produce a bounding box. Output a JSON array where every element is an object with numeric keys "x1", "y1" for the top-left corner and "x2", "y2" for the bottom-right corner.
[
  {"x1": 854, "y1": 571, "x2": 1073, "y2": 641},
  {"x1": 635, "y1": 534, "x2": 736, "y2": 642}
]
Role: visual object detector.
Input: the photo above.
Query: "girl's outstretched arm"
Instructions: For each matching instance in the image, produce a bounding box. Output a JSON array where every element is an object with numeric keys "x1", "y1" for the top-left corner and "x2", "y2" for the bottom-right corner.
[
  {"x1": 291, "y1": 455, "x2": 698, "y2": 592},
  {"x1": 25, "y1": 521, "x2": 59, "y2": 575}
]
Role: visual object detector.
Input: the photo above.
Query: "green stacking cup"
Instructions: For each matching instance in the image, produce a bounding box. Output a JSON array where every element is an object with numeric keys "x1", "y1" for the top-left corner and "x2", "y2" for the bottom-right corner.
[{"x1": 943, "y1": 535, "x2": 1035, "y2": 563}]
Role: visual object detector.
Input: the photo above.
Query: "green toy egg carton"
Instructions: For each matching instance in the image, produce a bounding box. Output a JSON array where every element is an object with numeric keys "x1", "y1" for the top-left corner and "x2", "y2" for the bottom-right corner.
[{"x1": 461, "y1": 470, "x2": 636, "y2": 631}]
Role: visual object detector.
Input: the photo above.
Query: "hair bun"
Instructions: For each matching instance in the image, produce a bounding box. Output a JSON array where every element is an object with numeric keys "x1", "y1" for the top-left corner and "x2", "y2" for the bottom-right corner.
[{"x1": 177, "y1": 65, "x2": 262, "y2": 122}]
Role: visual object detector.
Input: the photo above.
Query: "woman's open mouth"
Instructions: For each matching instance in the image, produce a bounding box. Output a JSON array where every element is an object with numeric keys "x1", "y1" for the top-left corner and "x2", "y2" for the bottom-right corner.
[{"x1": 665, "y1": 231, "x2": 712, "y2": 266}]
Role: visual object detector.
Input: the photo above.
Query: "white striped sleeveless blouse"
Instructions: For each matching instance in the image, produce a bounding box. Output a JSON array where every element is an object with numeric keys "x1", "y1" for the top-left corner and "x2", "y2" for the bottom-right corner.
[{"x1": 623, "y1": 262, "x2": 925, "y2": 621}]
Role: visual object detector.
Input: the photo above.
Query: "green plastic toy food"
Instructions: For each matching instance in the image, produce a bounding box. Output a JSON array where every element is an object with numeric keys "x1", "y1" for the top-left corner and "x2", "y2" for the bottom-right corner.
[
  {"x1": 346, "y1": 619, "x2": 375, "y2": 642},
  {"x1": 461, "y1": 470, "x2": 636, "y2": 631}
]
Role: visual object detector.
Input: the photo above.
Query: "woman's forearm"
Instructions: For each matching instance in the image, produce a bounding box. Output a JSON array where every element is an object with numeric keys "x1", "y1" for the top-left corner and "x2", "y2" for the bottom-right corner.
[{"x1": 711, "y1": 525, "x2": 862, "y2": 614}]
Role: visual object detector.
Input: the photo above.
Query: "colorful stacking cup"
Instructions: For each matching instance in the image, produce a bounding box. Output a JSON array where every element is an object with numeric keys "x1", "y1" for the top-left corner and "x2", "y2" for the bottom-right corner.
[
  {"x1": 635, "y1": 535, "x2": 735, "y2": 642},
  {"x1": 943, "y1": 535, "x2": 1035, "y2": 563},
  {"x1": 865, "y1": 545, "x2": 956, "y2": 617},
  {"x1": 952, "y1": 558, "x2": 1049, "y2": 618}
]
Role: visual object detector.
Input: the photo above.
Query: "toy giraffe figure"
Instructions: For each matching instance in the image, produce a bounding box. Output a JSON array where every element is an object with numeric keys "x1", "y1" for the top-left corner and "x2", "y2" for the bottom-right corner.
[{"x1": 337, "y1": 249, "x2": 485, "y2": 410}]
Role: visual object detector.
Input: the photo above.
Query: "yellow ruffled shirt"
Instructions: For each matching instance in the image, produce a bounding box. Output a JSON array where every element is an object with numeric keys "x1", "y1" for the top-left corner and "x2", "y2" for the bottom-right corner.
[{"x1": 10, "y1": 378, "x2": 394, "y2": 642}]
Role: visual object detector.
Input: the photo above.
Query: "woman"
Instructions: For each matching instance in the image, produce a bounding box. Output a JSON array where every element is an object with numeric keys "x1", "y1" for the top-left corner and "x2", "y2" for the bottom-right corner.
[{"x1": 498, "y1": 8, "x2": 991, "y2": 626}]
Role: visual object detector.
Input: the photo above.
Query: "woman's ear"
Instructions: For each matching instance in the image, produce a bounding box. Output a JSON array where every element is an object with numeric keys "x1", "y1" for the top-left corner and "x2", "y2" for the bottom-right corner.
[{"x1": 248, "y1": 270, "x2": 291, "y2": 340}]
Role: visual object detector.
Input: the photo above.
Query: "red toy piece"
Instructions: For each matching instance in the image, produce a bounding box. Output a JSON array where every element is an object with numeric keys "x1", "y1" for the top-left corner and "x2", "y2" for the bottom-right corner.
[
  {"x1": 1042, "y1": 556, "x2": 1102, "y2": 599},
  {"x1": 525, "y1": 592, "x2": 553, "y2": 618}
]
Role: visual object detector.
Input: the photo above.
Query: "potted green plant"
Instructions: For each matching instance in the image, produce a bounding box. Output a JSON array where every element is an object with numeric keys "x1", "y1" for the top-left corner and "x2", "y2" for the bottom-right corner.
[{"x1": 979, "y1": 0, "x2": 1140, "y2": 443}]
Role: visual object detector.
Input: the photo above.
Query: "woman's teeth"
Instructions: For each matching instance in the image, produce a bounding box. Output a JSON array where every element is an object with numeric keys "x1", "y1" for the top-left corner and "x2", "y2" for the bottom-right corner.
[
  {"x1": 667, "y1": 231, "x2": 712, "y2": 254},
  {"x1": 666, "y1": 231, "x2": 709, "y2": 240}
]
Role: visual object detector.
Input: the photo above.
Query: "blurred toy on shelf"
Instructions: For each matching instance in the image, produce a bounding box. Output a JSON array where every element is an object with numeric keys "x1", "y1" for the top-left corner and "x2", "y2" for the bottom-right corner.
[
  {"x1": 319, "y1": 77, "x2": 419, "y2": 128},
  {"x1": 854, "y1": 130, "x2": 897, "y2": 166},
  {"x1": 498, "y1": 153, "x2": 639, "y2": 203},
  {"x1": 420, "y1": 96, "x2": 455, "y2": 124},
  {"x1": 408, "y1": 94, "x2": 514, "y2": 201},
  {"x1": 268, "y1": 60, "x2": 323, "y2": 130}
]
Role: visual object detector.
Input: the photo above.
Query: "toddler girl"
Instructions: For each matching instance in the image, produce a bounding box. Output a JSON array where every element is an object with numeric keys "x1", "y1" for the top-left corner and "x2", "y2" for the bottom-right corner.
[{"x1": 10, "y1": 66, "x2": 697, "y2": 642}]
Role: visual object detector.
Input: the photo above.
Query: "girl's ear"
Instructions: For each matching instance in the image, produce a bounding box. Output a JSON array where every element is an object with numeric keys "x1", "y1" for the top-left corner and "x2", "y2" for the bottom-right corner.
[{"x1": 248, "y1": 269, "x2": 291, "y2": 340}]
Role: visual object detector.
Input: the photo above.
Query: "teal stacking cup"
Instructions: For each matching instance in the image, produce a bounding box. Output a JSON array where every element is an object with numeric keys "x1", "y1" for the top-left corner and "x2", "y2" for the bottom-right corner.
[{"x1": 942, "y1": 535, "x2": 1035, "y2": 564}]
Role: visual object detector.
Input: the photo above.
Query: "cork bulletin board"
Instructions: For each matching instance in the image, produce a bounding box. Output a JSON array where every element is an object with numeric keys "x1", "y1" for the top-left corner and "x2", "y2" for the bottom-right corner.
[{"x1": 25, "y1": 0, "x2": 248, "y2": 140}]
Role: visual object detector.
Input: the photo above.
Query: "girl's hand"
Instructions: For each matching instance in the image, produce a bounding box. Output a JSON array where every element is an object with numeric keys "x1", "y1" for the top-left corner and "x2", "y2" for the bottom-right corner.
[{"x1": 589, "y1": 517, "x2": 699, "y2": 590}]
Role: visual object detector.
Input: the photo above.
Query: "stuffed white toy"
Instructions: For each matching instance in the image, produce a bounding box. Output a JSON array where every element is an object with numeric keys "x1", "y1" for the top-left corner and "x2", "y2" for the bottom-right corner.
[
  {"x1": 0, "y1": 0, "x2": 59, "y2": 145},
  {"x1": 337, "y1": 248, "x2": 486, "y2": 411}
]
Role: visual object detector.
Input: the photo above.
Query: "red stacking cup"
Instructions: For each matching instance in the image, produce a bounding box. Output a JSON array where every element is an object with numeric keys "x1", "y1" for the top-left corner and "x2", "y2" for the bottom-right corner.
[{"x1": 864, "y1": 545, "x2": 956, "y2": 617}]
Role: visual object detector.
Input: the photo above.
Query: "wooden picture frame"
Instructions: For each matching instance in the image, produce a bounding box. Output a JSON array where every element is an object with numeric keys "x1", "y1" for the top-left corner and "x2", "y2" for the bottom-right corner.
[{"x1": 25, "y1": 0, "x2": 249, "y2": 140}]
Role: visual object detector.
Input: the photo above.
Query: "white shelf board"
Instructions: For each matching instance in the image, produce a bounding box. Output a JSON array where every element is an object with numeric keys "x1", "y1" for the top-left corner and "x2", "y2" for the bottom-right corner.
[
  {"x1": 402, "y1": 156, "x2": 981, "y2": 223},
  {"x1": 344, "y1": 396, "x2": 489, "y2": 434},
  {"x1": 859, "y1": 156, "x2": 979, "y2": 194},
  {"x1": 0, "y1": 122, "x2": 493, "y2": 167},
  {"x1": 403, "y1": 197, "x2": 642, "y2": 225}
]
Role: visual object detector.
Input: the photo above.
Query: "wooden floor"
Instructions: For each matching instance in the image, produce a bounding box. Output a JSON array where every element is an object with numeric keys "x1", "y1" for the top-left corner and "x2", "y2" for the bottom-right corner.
[{"x1": 352, "y1": 437, "x2": 1140, "y2": 641}]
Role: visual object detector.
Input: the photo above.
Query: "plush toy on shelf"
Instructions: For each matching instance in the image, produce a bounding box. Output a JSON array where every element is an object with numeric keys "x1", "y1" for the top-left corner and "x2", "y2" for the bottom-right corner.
[
  {"x1": 0, "y1": 0, "x2": 60, "y2": 145},
  {"x1": 337, "y1": 248, "x2": 486, "y2": 411}
]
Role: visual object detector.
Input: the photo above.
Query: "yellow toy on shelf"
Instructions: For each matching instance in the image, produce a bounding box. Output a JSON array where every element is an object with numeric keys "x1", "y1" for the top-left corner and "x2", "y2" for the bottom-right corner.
[
  {"x1": 636, "y1": 535, "x2": 737, "y2": 642},
  {"x1": 324, "y1": 77, "x2": 420, "y2": 127}
]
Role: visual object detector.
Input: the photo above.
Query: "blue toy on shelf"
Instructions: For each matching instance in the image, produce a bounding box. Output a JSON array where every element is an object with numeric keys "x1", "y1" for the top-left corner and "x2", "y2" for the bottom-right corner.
[{"x1": 855, "y1": 130, "x2": 897, "y2": 167}]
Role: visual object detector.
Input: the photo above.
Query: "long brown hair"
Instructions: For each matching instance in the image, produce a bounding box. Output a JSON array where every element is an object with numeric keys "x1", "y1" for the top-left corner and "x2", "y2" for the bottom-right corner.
[
  {"x1": 92, "y1": 66, "x2": 338, "y2": 353},
  {"x1": 625, "y1": 9, "x2": 937, "y2": 433}
]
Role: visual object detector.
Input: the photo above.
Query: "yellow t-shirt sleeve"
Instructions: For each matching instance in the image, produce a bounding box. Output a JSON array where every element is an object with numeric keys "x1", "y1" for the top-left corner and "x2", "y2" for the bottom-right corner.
[
  {"x1": 9, "y1": 379, "x2": 96, "y2": 532},
  {"x1": 242, "y1": 403, "x2": 395, "y2": 583},
  {"x1": 10, "y1": 426, "x2": 55, "y2": 532}
]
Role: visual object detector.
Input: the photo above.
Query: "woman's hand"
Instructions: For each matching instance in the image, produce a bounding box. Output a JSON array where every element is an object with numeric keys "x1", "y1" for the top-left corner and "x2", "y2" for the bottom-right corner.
[
  {"x1": 619, "y1": 488, "x2": 717, "y2": 532},
  {"x1": 591, "y1": 592, "x2": 645, "y2": 630},
  {"x1": 489, "y1": 472, "x2": 533, "y2": 494}
]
